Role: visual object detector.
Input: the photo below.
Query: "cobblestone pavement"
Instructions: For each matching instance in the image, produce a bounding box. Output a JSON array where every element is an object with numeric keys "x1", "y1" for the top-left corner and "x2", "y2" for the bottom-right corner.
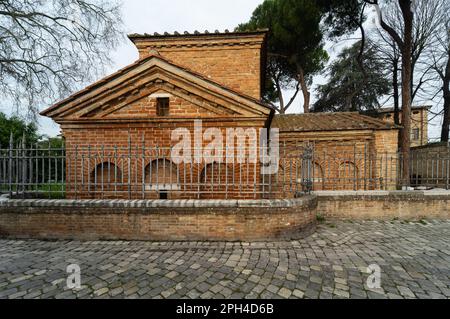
[{"x1": 0, "y1": 220, "x2": 450, "y2": 299}]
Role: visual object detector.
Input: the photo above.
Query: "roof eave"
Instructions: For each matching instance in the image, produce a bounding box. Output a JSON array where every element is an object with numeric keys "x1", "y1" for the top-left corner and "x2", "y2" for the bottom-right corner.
[
  {"x1": 41, "y1": 55, "x2": 272, "y2": 119},
  {"x1": 127, "y1": 29, "x2": 269, "y2": 41},
  {"x1": 277, "y1": 127, "x2": 400, "y2": 133}
]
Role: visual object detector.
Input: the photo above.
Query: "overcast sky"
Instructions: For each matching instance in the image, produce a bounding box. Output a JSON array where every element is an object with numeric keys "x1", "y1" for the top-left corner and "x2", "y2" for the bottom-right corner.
[{"x1": 37, "y1": 0, "x2": 440, "y2": 140}]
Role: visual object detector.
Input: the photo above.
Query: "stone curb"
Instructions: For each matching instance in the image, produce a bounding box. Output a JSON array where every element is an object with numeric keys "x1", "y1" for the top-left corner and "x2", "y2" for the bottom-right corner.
[
  {"x1": 0, "y1": 196, "x2": 316, "y2": 209},
  {"x1": 314, "y1": 190, "x2": 450, "y2": 199}
]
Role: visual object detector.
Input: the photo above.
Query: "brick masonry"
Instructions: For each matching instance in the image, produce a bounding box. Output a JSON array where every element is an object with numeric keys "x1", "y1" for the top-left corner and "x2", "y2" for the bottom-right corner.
[
  {"x1": 379, "y1": 106, "x2": 429, "y2": 147},
  {"x1": 276, "y1": 129, "x2": 400, "y2": 191},
  {"x1": 40, "y1": 31, "x2": 272, "y2": 200},
  {"x1": 316, "y1": 191, "x2": 450, "y2": 220},
  {"x1": 129, "y1": 32, "x2": 267, "y2": 99},
  {"x1": 40, "y1": 30, "x2": 403, "y2": 200},
  {"x1": 61, "y1": 120, "x2": 266, "y2": 200},
  {"x1": 0, "y1": 197, "x2": 317, "y2": 241},
  {"x1": 1, "y1": 191, "x2": 449, "y2": 241}
]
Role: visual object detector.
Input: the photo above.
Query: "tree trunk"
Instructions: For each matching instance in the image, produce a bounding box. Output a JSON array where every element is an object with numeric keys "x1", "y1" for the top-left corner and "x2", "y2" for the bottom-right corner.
[
  {"x1": 398, "y1": 0, "x2": 414, "y2": 187},
  {"x1": 393, "y1": 59, "x2": 400, "y2": 125},
  {"x1": 371, "y1": 0, "x2": 414, "y2": 187},
  {"x1": 393, "y1": 58, "x2": 402, "y2": 150},
  {"x1": 297, "y1": 66, "x2": 310, "y2": 113},
  {"x1": 274, "y1": 75, "x2": 285, "y2": 114},
  {"x1": 441, "y1": 57, "x2": 450, "y2": 142}
]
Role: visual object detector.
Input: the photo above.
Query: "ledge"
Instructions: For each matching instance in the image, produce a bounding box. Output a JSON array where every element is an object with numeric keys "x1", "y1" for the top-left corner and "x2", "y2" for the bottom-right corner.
[
  {"x1": 0, "y1": 196, "x2": 316, "y2": 209},
  {"x1": 314, "y1": 190, "x2": 450, "y2": 200}
]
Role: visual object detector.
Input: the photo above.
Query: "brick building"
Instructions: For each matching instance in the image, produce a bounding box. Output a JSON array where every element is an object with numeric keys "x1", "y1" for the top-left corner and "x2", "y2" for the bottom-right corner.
[
  {"x1": 376, "y1": 105, "x2": 430, "y2": 147},
  {"x1": 41, "y1": 30, "x2": 400, "y2": 198},
  {"x1": 41, "y1": 30, "x2": 273, "y2": 199},
  {"x1": 272, "y1": 113, "x2": 399, "y2": 191}
]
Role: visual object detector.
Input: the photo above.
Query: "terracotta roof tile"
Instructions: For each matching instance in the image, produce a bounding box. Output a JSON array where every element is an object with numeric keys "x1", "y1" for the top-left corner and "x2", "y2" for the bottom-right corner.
[
  {"x1": 127, "y1": 29, "x2": 269, "y2": 39},
  {"x1": 377, "y1": 105, "x2": 431, "y2": 113},
  {"x1": 271, "y1": 112, "x2": 400, "y2": 132}
]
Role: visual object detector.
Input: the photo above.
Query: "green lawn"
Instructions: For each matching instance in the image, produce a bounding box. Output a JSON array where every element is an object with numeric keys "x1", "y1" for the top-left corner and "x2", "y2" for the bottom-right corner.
[{"x1": 0, "y1": 183, "x2": 66, "y2": 199}]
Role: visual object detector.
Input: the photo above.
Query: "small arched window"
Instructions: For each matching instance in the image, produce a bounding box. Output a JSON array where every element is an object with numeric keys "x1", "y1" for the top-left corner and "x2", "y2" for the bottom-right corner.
[
  {"x1": 144, "y1": 159, "x2": 179, "y2": 191},
  {"x1": 90, "y1": 162, "x2": 122, "y2": 189},
  {"x1": 338, "y1": 161, "x2": 359, "y2": 190}
]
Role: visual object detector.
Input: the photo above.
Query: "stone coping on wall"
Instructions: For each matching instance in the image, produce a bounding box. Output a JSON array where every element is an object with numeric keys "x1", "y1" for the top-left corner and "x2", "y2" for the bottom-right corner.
[
  {"x1": 0, "y1": 197, "x2": 314, "y2": 210},
  {"x1": 314, "y1": 190, "x2": 450, "y2": 199}
]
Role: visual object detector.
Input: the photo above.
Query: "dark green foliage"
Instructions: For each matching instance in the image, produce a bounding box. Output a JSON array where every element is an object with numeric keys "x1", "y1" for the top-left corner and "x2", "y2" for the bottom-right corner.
[
  {"x1": 318, "y1": 0, "x2": 365, "y2": 39},
  {"x1": 37, "y1": 136, "x2": 64, "y2": 149},
  {"x1": 0, "y1": 112, "x2": 39, "y2": 147},
  {"x1": 236, "y1": 0, "x2": 363, "y2": 111},
  {"x1": 236, "y1": 0, "x2": 300, "y2": 105},
  {"x1": 313, "y1": 41, "x2": 391, "y2": 112}
]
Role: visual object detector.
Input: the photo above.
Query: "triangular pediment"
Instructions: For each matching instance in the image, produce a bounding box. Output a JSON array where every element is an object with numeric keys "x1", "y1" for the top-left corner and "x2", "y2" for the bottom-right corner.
[{"x1": 41, "y1": 55, "x2": 272, "y2": 121}]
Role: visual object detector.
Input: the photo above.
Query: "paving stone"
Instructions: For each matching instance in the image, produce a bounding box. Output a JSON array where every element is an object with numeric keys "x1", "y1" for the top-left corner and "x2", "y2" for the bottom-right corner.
[
  {"x1": 334, "y1": 289, "x2": 350, "y2": 298},
  {"x1": 0, "y1": 220, "x2": 449, "y2": 299},
  {"x1": 94, "y1": 287, "x2": 109, "y2": 297},
  {"x1": 161, "y1": 288, "x2": 176, "y2": 298},
  {"x1": 397, "y1": 286, "x2": 416, "y2": 298},
  {"x1": 277, "y1": 287, "x2": 292, "y2": 299},
  {"x1": 319, "y1": 292, "x2": 333, "y2": 299},
  {"x1": 304, "y1": 289, "x2": 320, "y2": 299},
  {"x1": 109, "y1": 287, "x2": 123, "y2": 297},
  {"x1": 8, "y1": 290, "x2": 28, "y2": 299},
  {"x1": 165, "y1": 271, "x2": 178, "y2": 279},
  {"x1": 248, "y1": 275, "x2": 261, "y2": 283},
  {"x1": 292, "y1": 289, "x2": 304, "y2": 298}
]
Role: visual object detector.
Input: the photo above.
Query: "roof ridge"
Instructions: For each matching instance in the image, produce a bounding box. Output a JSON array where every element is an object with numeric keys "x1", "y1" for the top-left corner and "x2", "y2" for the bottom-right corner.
[
  {"x1": 356, "y1": 112, "x2": 400, "y2": 127},
  {"x1": 275, "y1": 112, "x2": 359, "y2": 116},
  {"x1": 378, "y1": 105, "x2": 431, "y2": 112},
  {"x1": 128, "y1": 29, "x2": 269, "y2": 39},
  {"x1": 272, "y1": 112, "x2": 400, "y2": 132}
]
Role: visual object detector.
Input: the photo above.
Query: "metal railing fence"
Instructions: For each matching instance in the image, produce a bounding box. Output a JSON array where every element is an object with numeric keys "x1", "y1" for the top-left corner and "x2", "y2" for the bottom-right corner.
[
  {"x1": 0, "y1": 139, "x2": 313, "y2": 200},
  {"x1": 1, "y1": 139, "x2": 449, "y2": 200}
]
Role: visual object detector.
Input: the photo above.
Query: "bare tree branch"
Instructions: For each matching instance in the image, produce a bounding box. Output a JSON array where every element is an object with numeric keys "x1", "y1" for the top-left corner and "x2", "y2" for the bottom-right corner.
[{"x1": 0, "y1": 0, "x2": 124, "y2": 119}]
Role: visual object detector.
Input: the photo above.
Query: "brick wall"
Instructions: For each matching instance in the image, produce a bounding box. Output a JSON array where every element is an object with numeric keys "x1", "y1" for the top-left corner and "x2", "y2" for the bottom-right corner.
[
  {"x1": 278, "y1": 129, "x2": 400, "y2": 191},
  {"x1": 61, "y1": 118, "x2": 266, "y2": 200},
  {"x1": 1, "y1": 191, "x2": 448, "y2": 241},
  {"x1": 0, "y1": 197, "x2": 317, "y2": 241},
  {"x1": 379, "y1": 108, "x2": 428, "y2": 147},
  {"x1": 129, "y1": 32, "x2": 266, "y2": 99},
  {"x1": 316, "y1": 191, "x2": 450, "y2": 220}
]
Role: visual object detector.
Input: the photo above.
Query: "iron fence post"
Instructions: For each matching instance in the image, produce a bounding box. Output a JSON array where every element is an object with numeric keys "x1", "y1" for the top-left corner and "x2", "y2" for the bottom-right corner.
[
  {"x1": 128, "y1": 135, "x2": 131, "y2": 200},
  {"x1": 8, "y1": 133, "x2": 13, "y2": 198},
  {"x1": 301, "y1": 143, "x2": 313, "y2": 194},
  {"x1": 75, "y1": 145, "x2": 78, "y2": 199},
  {"x1": 21, "y1": 133, "x2": 26, "y2": 198}
]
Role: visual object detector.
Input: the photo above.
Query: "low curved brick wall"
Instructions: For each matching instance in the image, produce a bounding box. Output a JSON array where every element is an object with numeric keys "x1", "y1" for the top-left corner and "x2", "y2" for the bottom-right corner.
[
  {"x1": 0, "y1": 196, "x2": 317, "y2": 241},
  {"x1": 316, "y1": 191, "x2": 450, "y2": 220}
]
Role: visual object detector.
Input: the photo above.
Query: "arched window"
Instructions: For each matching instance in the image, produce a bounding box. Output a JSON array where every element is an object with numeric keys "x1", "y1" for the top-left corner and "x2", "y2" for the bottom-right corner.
[
  {"x1": 312, "y1": 162, "x2": 325, "y2": 191},
  {"x1": 90, "y1": 162, "x2": 121, "y2": 190},
  {"x1": 144, "y1": 159, "x2": 179, "y2": 192},
  {"x1": 338, "y1": 161, "x2": 359, "y2": 190}
]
